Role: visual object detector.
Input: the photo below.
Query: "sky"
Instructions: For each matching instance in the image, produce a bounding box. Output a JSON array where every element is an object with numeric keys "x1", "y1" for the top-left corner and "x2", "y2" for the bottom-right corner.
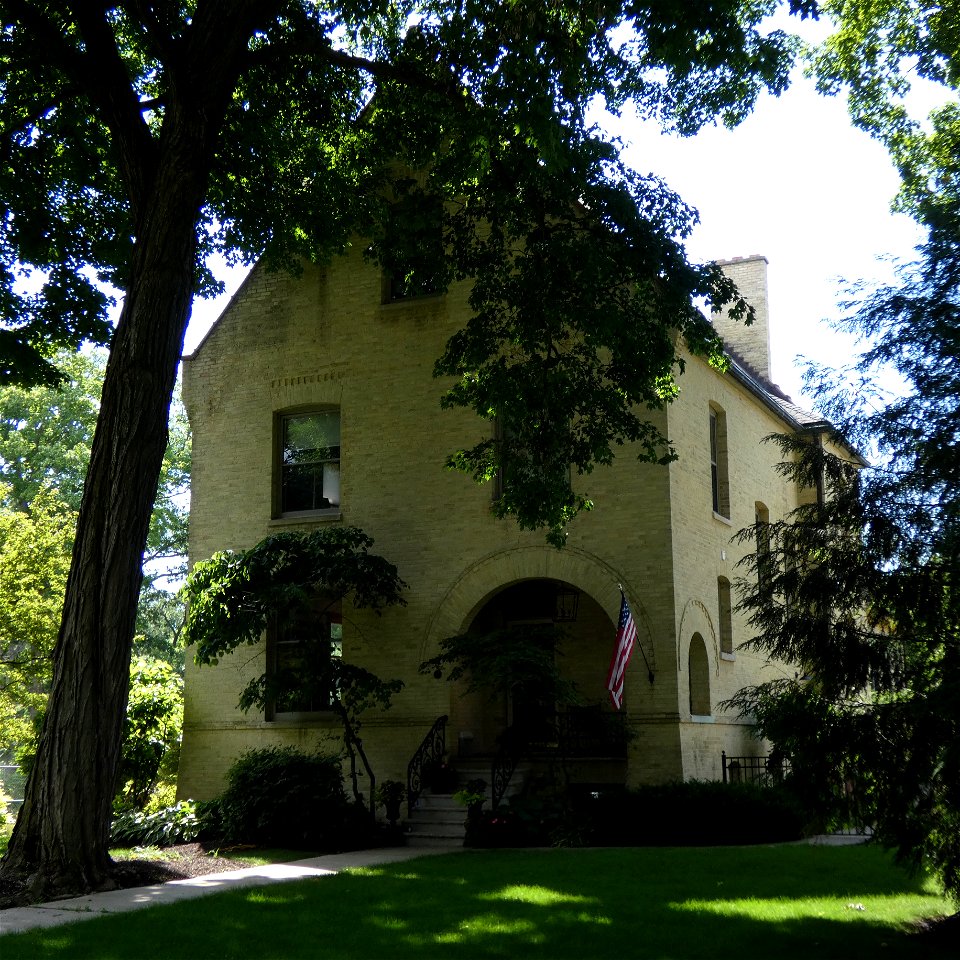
[
  {"x1": 606, "y1": 75, "x2": 922, "y2": 405},
  {"x1": 183, "y1": 21, "x2": 927, "y2": 410}
]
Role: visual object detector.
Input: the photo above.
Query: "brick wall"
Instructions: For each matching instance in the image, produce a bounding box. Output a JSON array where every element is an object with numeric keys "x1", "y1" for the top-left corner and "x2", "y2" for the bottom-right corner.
[{"x1": 178, "y1": 245, "x2": 804, "y2": 800}]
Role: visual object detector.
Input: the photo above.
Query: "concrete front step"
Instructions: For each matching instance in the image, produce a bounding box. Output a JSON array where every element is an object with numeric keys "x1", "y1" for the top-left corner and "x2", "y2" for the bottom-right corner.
[
  {"x1": 405, "y1": 792, "x2": 468, "y2": 847},
  {"x1": 405, "y1": 833, "x2": 464, "y2": 849},
  {"x1": 402, "y1": 759, "x2": 532, "y2": 849}
]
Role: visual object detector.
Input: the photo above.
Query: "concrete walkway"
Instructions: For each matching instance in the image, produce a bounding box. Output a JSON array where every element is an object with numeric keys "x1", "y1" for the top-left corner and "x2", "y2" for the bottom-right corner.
[{"x1": 0, "y1": 846, "x2": 452, "y2": 936}]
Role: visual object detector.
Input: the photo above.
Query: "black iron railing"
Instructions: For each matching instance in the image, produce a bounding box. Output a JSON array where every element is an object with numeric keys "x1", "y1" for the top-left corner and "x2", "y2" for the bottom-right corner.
[
  {"x1": 407, "y1": 715, "x2": 448, "y2": 815},
  {"x1": 721, "y1": 751, "x2": 791, "y2": 785},
  {"x1": 722, "y1": 753, "x2": 873, "y2": 837},
  {"x1": 491, "y1": 725, "x2": 525, "y2": 810}
]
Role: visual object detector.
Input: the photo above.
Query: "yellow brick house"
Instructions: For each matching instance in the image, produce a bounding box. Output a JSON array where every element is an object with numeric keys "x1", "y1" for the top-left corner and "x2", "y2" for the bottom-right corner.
[{"x1": 177, "y1": 251, "x2": 824, "y2": 806}]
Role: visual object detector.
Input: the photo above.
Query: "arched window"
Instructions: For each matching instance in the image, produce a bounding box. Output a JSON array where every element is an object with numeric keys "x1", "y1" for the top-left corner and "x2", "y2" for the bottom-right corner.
[
  {"x1": 709, "y1": 405, "x2": 730, "y2": 518},
  {"x1": 755, "y1": 502, "x2": 771, "y2": 593},
  {"x1": 689, "y1": 633, "x2": 711, "y2": 716},
  {"x1": 717, "y1": 577, "x2": 733, "y2": 655}
]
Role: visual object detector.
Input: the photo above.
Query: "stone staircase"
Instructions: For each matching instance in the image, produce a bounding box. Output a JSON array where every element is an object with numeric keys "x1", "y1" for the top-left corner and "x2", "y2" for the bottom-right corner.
[
  {"x1": 404, "y1": 792, "x2": 467, "y2": 847},
  {"x1": 404, "y1": 760, "x2": 530, "y2": 848}
]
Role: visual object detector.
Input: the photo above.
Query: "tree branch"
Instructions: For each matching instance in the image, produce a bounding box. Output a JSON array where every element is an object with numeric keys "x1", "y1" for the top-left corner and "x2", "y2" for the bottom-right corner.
[
  {"x1": 69, "y1": 2, "x2": 159, "y2": 223},
  {"x1": 118, "y1": 0, "x2": 177, "y2": 64},
  {"x1": 247, "y1": 36, "x2": 460, "y2": 99}
]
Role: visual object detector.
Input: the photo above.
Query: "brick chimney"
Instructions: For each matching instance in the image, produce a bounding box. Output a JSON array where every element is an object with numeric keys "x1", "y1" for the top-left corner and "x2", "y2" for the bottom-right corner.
[{"x1": 712, "y1": 255, "x2": 771, "y2": 380}]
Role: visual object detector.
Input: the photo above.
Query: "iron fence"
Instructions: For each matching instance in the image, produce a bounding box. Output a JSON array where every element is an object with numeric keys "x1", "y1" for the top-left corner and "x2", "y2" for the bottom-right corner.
[
  {"x1": 721, "y1": 751, "x2": 791, "y2": 785},
  {"x1": 721, "y1": 753, "x2": 872, "y2": 837}
]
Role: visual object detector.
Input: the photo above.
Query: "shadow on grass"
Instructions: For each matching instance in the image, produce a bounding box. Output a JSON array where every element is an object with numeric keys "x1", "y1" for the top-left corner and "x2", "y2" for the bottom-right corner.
[{"x1": 4, "y1": 846, "x2": 955, "y2": 960}]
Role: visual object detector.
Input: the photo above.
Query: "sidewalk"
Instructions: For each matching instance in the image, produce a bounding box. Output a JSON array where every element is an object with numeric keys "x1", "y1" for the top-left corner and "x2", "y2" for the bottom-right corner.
[{"x1": 0, "y1": 846, "x2": 452, "y2": 936}]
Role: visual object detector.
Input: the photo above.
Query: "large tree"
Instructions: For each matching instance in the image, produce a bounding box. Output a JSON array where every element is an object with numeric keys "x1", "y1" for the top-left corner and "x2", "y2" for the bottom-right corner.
[
  {"x1": 0, "y1": 347, "x2": 191, "y2": 575},
  {"x1": 727, "y1": 0, "x2": 960, "y2": 909},
  {"x1": 729, "y1": 211, "x2": 960, "y2": 904},
  {"x1": 811, "y1": 0, "x2": 960, "y2": 224},
  {"x1": 0, "y1": 486, "x2": 74, "y2": 758},
  {"x1": 0, "y1": 348, "x2": 191, "y2": 677},
  {"x1": 0, "y1": 1, "x2": 813, "y2": 895}
]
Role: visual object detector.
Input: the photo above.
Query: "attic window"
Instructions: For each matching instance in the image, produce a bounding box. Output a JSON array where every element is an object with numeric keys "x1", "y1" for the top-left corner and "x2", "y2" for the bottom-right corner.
[
  {"x1": 380, "y1": 193, "x2": 445, "y2": 302},
  {"x1": 277, "y1": 410, "x2": 340, "y2": 515}
]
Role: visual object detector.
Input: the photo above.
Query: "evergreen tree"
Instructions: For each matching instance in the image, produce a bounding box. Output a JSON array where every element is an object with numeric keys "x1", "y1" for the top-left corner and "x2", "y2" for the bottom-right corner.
[{"x1": 729, "y1": 210, "x2": 960, "y2": 905}]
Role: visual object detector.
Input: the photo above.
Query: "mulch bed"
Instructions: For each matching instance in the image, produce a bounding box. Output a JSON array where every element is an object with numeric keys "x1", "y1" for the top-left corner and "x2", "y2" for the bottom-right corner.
[{"x1": 0, "y1": 843, "x2": 254, "y2": 909}]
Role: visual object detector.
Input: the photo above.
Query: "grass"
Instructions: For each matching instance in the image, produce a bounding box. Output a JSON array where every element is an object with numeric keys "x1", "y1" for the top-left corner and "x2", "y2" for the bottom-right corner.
[
  {"x1": 3, "y1": 844, "x2": 955, "y2": 959},
  {"x1": 108, "y1": 845, "x2": 319, "y2": 867}
]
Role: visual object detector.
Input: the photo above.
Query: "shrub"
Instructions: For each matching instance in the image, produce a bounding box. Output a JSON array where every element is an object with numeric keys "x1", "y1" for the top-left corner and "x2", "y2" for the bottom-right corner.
[
  {"x1": 116, "y1": 655, "x2": 183, "y2": 812},
  {"x1": 466, "y1": 781, "x2": 575, "y2": 848},
  {"x1": 0, "y1": 782, "x2": 14, "y2": 833},
  {"x1": 143, "y1": 780, "x2": 178, "y2": 814},
  {"x1": 216, "y1": 746, "x2": 354, "y2": 848},
  {"x1": 111, "y1": 800, "x2": 204, "y2": 847},
  {"x1": 582, "y1": 780, "x2": 807, "y2": 846},
  {"x1": 467, "y1": 779, "x2": 807, "y2": 849}
]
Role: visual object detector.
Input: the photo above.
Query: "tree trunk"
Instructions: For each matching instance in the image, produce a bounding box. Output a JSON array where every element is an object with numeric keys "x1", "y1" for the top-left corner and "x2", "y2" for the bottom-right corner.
[
  {"x1": 0, "y1": 133, "x2": 209, "y2": 901},
  {"x1": 0, "y1": 1, "x2": 290, "y2": 898}
]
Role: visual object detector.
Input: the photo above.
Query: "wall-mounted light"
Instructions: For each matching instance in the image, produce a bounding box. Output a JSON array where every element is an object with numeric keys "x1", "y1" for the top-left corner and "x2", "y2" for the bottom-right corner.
[{"x1": 554, "y1": 583, "x2": 580, "y2": 622}]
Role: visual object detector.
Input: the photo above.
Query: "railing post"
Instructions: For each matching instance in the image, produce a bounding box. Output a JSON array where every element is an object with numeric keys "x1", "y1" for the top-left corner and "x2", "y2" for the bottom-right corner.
[{"x1": 721, "y1": 750, "x2": 728, "y2": 784}]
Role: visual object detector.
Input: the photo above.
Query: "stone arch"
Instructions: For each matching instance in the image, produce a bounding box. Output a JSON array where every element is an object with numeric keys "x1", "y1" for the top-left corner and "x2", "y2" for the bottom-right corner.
[
  {"x1": 677, "y1": 598, "x2": 720, "y2": 676},
  {"x1": 420, "y1": 544, "x2": 657, "y2": 680}
]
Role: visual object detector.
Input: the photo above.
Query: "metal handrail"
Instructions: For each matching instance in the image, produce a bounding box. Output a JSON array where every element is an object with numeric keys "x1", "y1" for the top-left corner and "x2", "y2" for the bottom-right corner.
[
  {"x1": 491, "y1": 725, "x2": 525, "y2": 810},
  {"x1": 407, "y1": 715, "x2": 448, "y2": 815}
]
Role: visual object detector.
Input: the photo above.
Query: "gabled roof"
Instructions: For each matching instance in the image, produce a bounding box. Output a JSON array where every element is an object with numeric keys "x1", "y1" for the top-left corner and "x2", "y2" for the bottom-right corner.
[{"x1": 721, "y1": 341, "x2": 869, "y2": 467}]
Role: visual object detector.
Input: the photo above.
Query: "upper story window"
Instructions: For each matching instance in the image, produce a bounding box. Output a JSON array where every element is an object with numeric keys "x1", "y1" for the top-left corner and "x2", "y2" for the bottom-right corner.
[
  {"x1": 277, "y1": 410, "x2": 340, "y2": 516},
  {"x1": 755, "y1": 502, "x2": 772, "y2": 592},
  {"x1": 380, "y1": 193, "x2": 445, "y2": 302},
  {"x1": 717, "y1": 577, "x2": 733, "y2": 655},
  {"x1": 709, "y1": 406, "x2": 730, "y2": 519}
]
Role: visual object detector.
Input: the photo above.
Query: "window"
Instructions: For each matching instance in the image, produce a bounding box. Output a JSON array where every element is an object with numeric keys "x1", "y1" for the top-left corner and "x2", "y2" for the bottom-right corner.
[
  {"x1": 380, "y1": 193, "x2": 444, "y2": 302},
  {"x1": 277, "y1": 410, "x2": 340, "y2": 515},
  {"x1": 717, "y1": 577, "x2": 733, "y2": 655},
  {"x1": 709, "y1": 406, "x2": 730, "y2": 518},
  {"x1": 269, "y1": 603, "x2": 343, "y2": 717},
  {"x1": 688, "y1": 633, "x2": 711, "y2": 716},
  {"x1": 755, "y1": 502, "x2": 772, "y2": 593},
  {"x1": 493, "y1": 416, "x2": 571, "y2": 506}
]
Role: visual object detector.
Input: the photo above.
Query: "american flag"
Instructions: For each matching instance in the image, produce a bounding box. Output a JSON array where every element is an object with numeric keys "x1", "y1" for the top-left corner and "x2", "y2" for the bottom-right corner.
[{"x1": 606, "y1": 592, "x2": 637, "y2": 710}]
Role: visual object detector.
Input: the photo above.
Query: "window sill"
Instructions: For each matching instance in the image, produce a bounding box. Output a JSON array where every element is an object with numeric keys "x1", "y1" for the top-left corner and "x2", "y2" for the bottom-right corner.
[
  {"x1": 380, "y1": 292, "x2": 445, "y2": 309},
  {"x1": 690, "y1": 714, "x2": 715, "y2": 723},
  {"x1": 267, "y1": 712, "x2": 339, "y2": 724},
  {"x1": 720, "y1": 652, "x2": 736, "y2": 662},
  {"x1": 712, "y1": 511, "x2": 733, "y2": 526},
  {"x1": 269, "y1": 510, "x2": 342, "y2": 527}
]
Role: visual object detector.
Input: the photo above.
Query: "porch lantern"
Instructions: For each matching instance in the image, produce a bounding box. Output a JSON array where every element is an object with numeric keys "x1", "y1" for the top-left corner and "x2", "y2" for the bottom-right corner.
[{"x1": 554, "y1": 583, "x2": 580, "y2": 622}]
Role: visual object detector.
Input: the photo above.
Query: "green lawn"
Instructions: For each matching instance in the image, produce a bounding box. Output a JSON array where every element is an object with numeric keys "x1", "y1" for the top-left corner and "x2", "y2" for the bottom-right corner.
[{"x1": 3, "y1": 845, "x2": 955, "y2": 959}]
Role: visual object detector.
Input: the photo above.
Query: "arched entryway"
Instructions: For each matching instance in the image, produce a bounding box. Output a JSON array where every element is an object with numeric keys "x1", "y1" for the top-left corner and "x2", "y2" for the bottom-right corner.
[{"x1": 445, "y1": 578, "x2": 628, "y2": 766}]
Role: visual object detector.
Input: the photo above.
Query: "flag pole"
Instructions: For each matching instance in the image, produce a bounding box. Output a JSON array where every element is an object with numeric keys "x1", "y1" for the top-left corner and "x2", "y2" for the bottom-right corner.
[{"x1": 617, "y1": 584, "x2": 655, "y2": 685}]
